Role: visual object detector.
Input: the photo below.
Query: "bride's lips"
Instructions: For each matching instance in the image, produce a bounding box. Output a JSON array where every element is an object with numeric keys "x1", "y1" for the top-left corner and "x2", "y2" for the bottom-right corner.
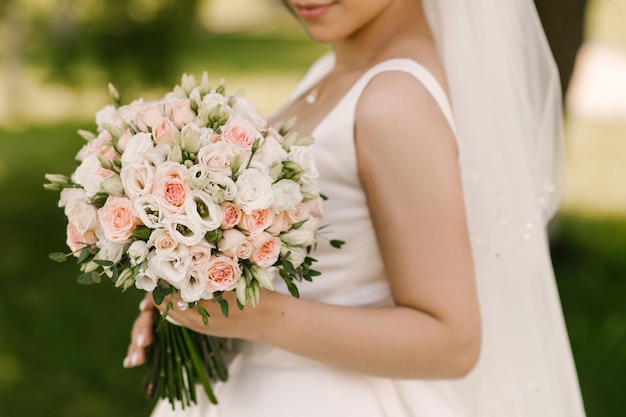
[{"x1": 293, "y1": 2, "x2": 335, "y2": 20}]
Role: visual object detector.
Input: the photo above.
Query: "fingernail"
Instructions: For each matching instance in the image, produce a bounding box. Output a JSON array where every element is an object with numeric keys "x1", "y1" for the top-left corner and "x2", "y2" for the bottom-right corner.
[
  {"x1": 139, "y1": 299, "x2": 147, "y2": 311},
  {"x1": 136, "y1": 333, "x2": 145, "y2": 347},
  {"x1": 130, "y1": 352, "x2": 140, "y2": 366},
  {"x1": 123, "y1": 356, "x2": 130, "y2": 368}
]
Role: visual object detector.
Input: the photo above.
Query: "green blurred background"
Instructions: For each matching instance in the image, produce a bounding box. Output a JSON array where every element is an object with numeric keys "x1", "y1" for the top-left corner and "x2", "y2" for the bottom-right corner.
[{"x1": 0, "y1": 0, "x2": 625, "y2": 416}]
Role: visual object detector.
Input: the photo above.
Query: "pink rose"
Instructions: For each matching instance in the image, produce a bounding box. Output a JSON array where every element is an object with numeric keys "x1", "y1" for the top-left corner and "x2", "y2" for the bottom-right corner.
[
  {"x1": 170, "y1": 99, "x2": 196, "y2": 129},
  {"x1": 265, "y1": 212, "x2": 290, "y2": 236},
  {"x1": 239, "y1": 208, "x2": 275, "y2": 235},
  {"x1": 218, "y1": 229, "x2": 254, "y2": 259},
  {"x1": 220, "y1": 119, "x2": 259, "y2": 150},
  {"x1": 136, "y1": 103, "x2": 164, "y2": 132},
  {"x1": 152, "y1": 161, "x2": 189, "y2": 215},
  {"x1": 249, "y1": 233, "x2": 281, "y2": 267},
  {"x1": 220, "y1": 202, "x2": 242, "y2": 229},
  {"x1": 188, "y1": 240, "x2": 214, "y2": 274},
  {"x1": 66, "y1": 222, "x2": 97, "y2": 254},
  {"x1": 148, "y1": 229, "x2": 178, "y2": 253},
  {"x1": 152, "y1": 117, "x2": 178, "y2": 145},
  {"x1": 199, "y1": 256, "x2": 242, "y2": 292},
  {"x1": 287, "y1": 202, "x2": 311, "y2": 225},
  {"x1": 97, "y1": 196, "x2": 139, "y2": 243}
]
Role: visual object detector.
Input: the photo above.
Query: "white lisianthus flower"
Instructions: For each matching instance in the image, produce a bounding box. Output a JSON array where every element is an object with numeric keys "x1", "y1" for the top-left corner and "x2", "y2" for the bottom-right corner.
[
  {"x1": 281, "y1": 227, "x2": 316, "y2": 247},
  {"x1": 197, "y1": 142, "x2": 239, "y2": 176},
  {"x1": 185, "y1": 189, "x2": 223, "y2": 231},
  {"x1": 134, "y1": 195, "x2": 164, "y2": 229},
  {"x1": 187, "y1": 165, "x2": 211, "y2": 189},
  {"x1": 255, "y1": 136, "x2": 288, "y2": 168},
  {"x1": 164, "y1": 215, "x2": 207, "y2": 246},
  {"x1": 280, "y1": 245, "x2": 307, "y2": 268},
  {"x1": 128, "y1": 240, "x2": 150, "y2": 266},
  {"x1": 234, "y1": 168, "x2": 274, "y2": 214},
  {"x1": 180, "y1": 274, "x2": 205, "y2": 303},
  {"x1": 135, "y1": 263, "x2": 159, "y2": 292},
  {"x1": 121, "y1": 160, "x2": 155, "y2": 199},
  {"x1": 205, "y1": 174, "x2": 238, "y2": 203},
  {"x1": 94, "y1": 241, "x2": 126, "y2": 273},
  {"x1": 100, "y1": 176, "x2": 124, "y2": 196},
  {"x1": 272, "y1": 179, "x2": 303, "y2": 212},
  {"x1": 249, "y1": 264, "x2": 276, "y2": 291},
  {"x1": 148, "y1": 245, "x2": 191, "y2": 286}
]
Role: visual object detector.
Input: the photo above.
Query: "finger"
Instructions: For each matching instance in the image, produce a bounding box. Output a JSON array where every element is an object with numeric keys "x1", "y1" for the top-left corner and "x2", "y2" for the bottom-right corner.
[{"x1": 124, "y1": 307, "x2": 154, "y2": 368}]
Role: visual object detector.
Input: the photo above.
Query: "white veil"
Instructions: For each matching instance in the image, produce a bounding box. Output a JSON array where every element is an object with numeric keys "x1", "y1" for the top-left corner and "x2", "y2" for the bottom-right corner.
[{"x1": 416, "y1": 1, "x2": 587, "y2": 415}]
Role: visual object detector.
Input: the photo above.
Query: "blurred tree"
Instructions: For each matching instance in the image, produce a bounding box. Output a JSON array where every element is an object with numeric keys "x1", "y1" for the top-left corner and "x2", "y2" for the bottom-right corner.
[
  {"x1": 42, "y1": 0, "x2": 204, "y2": 88},
  {"x1": 534, "y1": 0, "x2": 589, "y2": 94},
  {"x1": 0, "y1": 0, "x2": 27, "y2": 120}
]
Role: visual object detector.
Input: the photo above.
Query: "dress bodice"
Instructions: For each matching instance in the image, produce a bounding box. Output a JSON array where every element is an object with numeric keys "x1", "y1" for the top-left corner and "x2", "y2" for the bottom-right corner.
[{"x1": 273, "y1": 54, "x2": 457, "y2": 307}]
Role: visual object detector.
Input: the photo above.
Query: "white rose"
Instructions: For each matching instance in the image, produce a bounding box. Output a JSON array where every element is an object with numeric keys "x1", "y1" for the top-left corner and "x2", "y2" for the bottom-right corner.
[
  {"x1": 217, "y1": 229, "x2": 253, "y2": 259},
  {"x1": 230, "y1": 96, "x2": 267, "y2": 130},
  {"x1": 65, "y1": 198, "x2": 99, "y2": 236},
  {"x1": 134, "y1": 195, "x2": 164, "y2": 229},
  {"x1": 272, "y1": 179, "x2": 303, "y2": 212},
  {"x1": 121, "y1": 133, "x2": 164, "y2": 166},
  {"x1": 128, "y1": 240, "x2": 150, "y2": 266},
  {"x1": 59, "y1": 187, "x2": 87, "y2": 208},
  {"x1": 185, "y1": 189, "x2": 223, "y2": 231},
  {"x1": 95, "y1": 104, "x2": 120, "y2": 128},
  {"x1": 147, "y1": 245, "x2": 191, "y2": 286},
  {"x1": 148, "y1": 228, "x2": 178, "y2": 253},
  {"x1": 255, "y1": 136, "x2": 288, "y2": 167},
  {"x1": 197, "y1": 142, "x2": 239, "y2": 176},
  {"x1": 234, "y1": 168, "x2": 274, "y2": 214},
  {"x1": 120, "y1": 160, "x2": 155, "y2": 199},
  {"x1": 164, "y1": 215, "x2": 208, "y2": 246},
  {"x1": 72, "y1": 154, "x2": 105, "y2": 197}
]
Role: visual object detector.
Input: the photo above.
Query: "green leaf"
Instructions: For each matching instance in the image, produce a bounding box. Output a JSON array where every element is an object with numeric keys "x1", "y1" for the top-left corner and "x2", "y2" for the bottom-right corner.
[
  {"x1": 219, "y1": 299, "x2": 229, "y2": 318},
  {"x1": 93, "y1": 259, "x2": 114, "y2": 267},
  {"x1": 198, "y1": 306, "x2": 210, "y2": 326},
  {"x1": 282, "y1": 259, "x2": 296, "y2": 275},
  {"x1": 77, "y1": 247, "x2": 94, "y2": 264},
  {"x1": 48, "y1": 252, "x2": 68, "y2": 263},
  {"x1": 153, "y1": 285, "x2": 170, "y2": 305},
  {"x1": 133, "y1": 225, "x2": 152, "y2": 241},
  {"x1": 76, "y1": 272, "x2": 95, "y2": 285},
  {"x1": 330, "y1": 239, "x2": 346, "y2": 249},
  {"x1": 91, "y1": 271, "x2": 102, "y2": 284}
]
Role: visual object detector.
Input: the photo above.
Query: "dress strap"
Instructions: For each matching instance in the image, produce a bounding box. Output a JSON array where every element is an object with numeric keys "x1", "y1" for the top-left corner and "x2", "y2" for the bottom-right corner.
[{"x1": 350, "y1": 58, "x2": 458, "y2": 137}]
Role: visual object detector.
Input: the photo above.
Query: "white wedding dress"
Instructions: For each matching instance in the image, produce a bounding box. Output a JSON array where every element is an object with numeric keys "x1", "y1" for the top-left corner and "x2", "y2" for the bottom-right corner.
[{"x1": 150, "y1": 54, "x2": 586, "y2": 417}]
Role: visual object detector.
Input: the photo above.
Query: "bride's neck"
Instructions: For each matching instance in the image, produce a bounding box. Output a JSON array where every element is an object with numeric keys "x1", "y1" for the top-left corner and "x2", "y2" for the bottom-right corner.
[{"x1": 332, "y1": 3, "x2": 431, "y2": 71}]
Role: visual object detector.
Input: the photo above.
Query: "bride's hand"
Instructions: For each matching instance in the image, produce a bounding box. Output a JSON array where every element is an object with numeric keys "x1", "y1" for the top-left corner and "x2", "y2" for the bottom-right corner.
[
  {"x1": 123, "y1": 293, "x2": 155, "y2": 368},
  {"x1": 153, "y1": 290, "x2": 278, "y2": 339}
]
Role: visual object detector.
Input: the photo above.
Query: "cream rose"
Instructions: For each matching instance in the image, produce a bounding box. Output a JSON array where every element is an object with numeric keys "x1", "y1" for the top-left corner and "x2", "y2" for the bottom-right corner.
[
  {"x1": 220, "y1": 118, "x2": 259, "y2": 150},
  {"x1": 170, "y1": 99, "x2": 197, "y2": 129},
  {"x1": 153, "y1": 161, "x2": 189, "y2": 216},
  {"x1": 198, "y1": 256, "x2": 242, "y2": 292},
  {"x1": 197, "y1": 142, "x2": 238, "y2": 176},
  {"x1": 72, "y1": 154, "x2": 106, "y2": 197},
  {"x1": 97, "y1": 196, "x2": 139, "y2": 243},
  {"x1": 230, "y1": 96, "x2": 267, "y2": 130},
  {"x1": 66, "y1": 222, "x2": 97, "y2": 254},
  {"x1": 136, "y1": 102, "x2": 164, "y2": 132},
  {"x1": 188, "y1": 240, "x2": 214, "y2": 274},
  {"x1": 217, "y1": 229, "x2": 254, "y2": 259},
  {"x1": 120, "y1": 160, "x2": 155, "y2": 199},
  {"x1": 148, "y1": 228, "x2": 178, "y2": 253},
  {"x1": 255, "y1": 136, "x2": 287, "y2": 167},
  {"x1": 152, "y1": 117, "x2": 178, "y2": 145}
]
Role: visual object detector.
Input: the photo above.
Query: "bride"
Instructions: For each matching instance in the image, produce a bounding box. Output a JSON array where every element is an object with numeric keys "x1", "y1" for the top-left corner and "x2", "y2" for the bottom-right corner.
[{"x1": 125, "y1": 0, "x2": 587, "y2": 415}]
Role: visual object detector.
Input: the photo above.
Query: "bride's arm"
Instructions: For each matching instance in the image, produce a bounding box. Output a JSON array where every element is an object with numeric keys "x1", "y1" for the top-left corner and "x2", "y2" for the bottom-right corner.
[{"x1": 126, "y1": 71, "x2": 481, "y2": 379}]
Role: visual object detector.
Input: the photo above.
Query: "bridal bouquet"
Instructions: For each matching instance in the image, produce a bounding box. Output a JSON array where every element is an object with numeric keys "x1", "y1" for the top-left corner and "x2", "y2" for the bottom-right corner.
[{"x1": 45, "y1": 73, "x2": 340, "y2": 409}]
